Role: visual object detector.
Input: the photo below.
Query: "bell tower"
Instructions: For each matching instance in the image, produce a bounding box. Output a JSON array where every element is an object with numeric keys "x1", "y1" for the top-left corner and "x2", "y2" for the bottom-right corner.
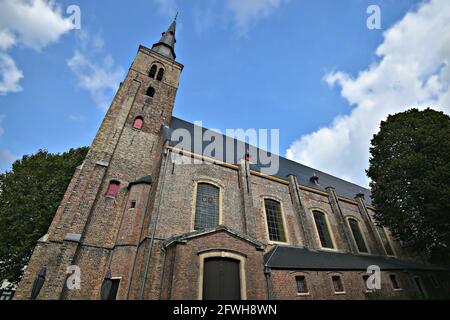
[{"x1": 15, "y1": 19, "x2": 183, "y2": 300}]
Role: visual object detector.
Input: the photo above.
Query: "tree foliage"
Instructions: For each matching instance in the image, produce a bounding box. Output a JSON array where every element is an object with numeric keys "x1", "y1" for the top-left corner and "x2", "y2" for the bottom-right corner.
[
  {"x1": 367, "y1": 108, "x2": 450, "y2": 261},
  {"x1": 0, "y1": 147, "x2": 88, "y2": 283}
]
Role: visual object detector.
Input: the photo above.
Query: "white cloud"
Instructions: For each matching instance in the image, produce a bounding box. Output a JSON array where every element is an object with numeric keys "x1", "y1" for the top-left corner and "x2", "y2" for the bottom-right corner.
[
  {"x1": 67, "y1": 50, "x2": 124, "y2": 111},
  {"x1": 153, "y1": 0, "x2": 287, "y2": 35},
  {"x1": 0, "y1": 115, "x2": 16, "y2": 172},
  {"x1": 152, "y1": 0, "x2": 178, "y2": 17},
  {"x1": 68, "y1": 28, "x2": 124, "y2": 111},
  {"x1": 0, "y1": 149, "x2": 16, "y2": 172},
  {"x1": 0, "y1": 53, "x2": 23, "y2": 95},
  {"x1": 0, "y1": 30, "x2": 16, "y2": 51},
  {"x1": 77, "y1": 29, "x2": 105, "y2": 52},
  {"x1": 226, "y1": 0, "x2": 287, "y2": 34},
  {"x1": 286, "y1": 0, "x2": 450, "y2": 187},
  {"x1": 0, "y1": 0, "x2": 72, "y2": 50},
  {"x1": 0, "y1": 0, "x2": 72, "y2": 95},
  {"x1": 193, "y1": 5, "x2": 214, "y2": 34},
  {"x1": 68, "y1": 114, "x2": 85, "y2": 122}
]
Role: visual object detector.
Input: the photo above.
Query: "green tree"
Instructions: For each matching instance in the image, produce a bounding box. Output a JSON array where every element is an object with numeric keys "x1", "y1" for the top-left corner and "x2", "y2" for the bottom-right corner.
[
  {"x1": 0, "y1": 147, "x2": 88, "y2": 283},
  {"x1": 367, "y1": 108, "x2": 450, "y2": 263}
]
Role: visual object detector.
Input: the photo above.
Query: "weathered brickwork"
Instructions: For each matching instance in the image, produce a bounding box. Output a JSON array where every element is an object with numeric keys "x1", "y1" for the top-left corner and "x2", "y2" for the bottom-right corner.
[
  {"x1": 15, "y1": 36, "x2": 184, "y2": 300},
  {"x1": 15, "y1": 22, "x2": 449, "y2": 300},
  {"x1": 271, "y1": 269, "x2": 450, "y2": 300},
  {"x1": 160, "y1": 230, "x2": 266, "y2": 300}
]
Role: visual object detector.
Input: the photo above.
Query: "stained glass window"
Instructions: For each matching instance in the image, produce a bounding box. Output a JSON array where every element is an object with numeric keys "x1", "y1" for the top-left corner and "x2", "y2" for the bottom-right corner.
[
  {"x1": 376, "y1": 225, "x2": 394, "y2": 256},
  {"x1": 348, "y1": 218, "x2": 368, "y2": 253},
  {"x1": 313, "y1": 211, "x2": 334, "y2": 248},
  {"x1": 194, "y1": 183, "x2": 220, "y2": 230},
  {"x1": 264, "y1": 199, "x2": 286, "y2": 242}
]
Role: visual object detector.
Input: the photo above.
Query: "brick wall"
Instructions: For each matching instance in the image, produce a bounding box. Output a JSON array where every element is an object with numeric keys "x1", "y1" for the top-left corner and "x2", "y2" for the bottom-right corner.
[
  {"x1": 160, "y1": 230, "x2": 266, "y2": 300},
  {"x1": 269, "y1": 269, "x2": 449, "y2": 300}
]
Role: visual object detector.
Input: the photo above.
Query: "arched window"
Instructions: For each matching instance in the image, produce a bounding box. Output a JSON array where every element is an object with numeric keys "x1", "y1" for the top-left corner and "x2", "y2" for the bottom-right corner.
[
  {"x1": 348, "y1": 218, "x2": 368, "y2": 253},
  {"x1": 149, "y1": 65, "x2": 157, "y2": 78},
  {"x1": 313, "y1": 211, "x2": 334, "y2": 249},
  {"x1": 146, "y1": 86, "x2": 155, "y2": 97},
  {"x1": 133, "y1": 116, "x2": 144, "y2": 130},
  {"x1": 264, "y1": 199, "x2": 286, "y2": 243},
  {"x1": 156, "y1": 68, "x2": 164, "y2": 81},
  {"x1": 106, "y1": 181, "x2": 120, "y2": 198},
  {"x1": 194, "y1": 183, "x2": 220, "y2": 230},
  {"x1": 376, "y1": 225, "x2": 394, "y2": 256}
]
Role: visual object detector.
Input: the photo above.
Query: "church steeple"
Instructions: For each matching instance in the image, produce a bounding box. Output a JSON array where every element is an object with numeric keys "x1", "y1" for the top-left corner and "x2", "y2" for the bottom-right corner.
[{"x1": 151, "y1": 15, "x2": 177, "y2": 61}]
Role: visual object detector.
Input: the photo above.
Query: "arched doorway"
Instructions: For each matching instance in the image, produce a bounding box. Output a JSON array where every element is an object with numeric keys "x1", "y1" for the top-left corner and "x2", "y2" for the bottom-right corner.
[{"x1": 202, "y1": 258, "x2": 241, "y2": 300}]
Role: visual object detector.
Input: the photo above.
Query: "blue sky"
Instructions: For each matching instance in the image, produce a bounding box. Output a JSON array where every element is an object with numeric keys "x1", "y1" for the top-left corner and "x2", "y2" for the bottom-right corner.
[{"x1": 1, "y1": 0, "x2": 449, "y2": 187}]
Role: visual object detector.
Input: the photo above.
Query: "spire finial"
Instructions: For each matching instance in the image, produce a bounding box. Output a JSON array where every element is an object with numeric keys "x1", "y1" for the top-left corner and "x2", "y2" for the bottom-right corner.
[
  {"x1": 151, "y1": 17, "x2": 177, "y2": 60},
  {"x1": 174, "y1": 11, "x2": 179, "y2": 21}
]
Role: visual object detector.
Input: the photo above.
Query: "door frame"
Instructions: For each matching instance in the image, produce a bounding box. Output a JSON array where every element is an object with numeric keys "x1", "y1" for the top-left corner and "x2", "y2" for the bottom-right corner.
[{"x1": 198, "y1": 250, "x2": 247, "y2": 300}]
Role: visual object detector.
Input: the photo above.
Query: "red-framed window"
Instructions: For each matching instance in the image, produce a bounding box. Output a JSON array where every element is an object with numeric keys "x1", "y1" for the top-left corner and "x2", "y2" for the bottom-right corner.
[
  {"x1": 106, "y1": 181, "x2": 120, "y2": 197},
  {"x1": 133, "y1": 117, "x2": 144, "y2": 130}
]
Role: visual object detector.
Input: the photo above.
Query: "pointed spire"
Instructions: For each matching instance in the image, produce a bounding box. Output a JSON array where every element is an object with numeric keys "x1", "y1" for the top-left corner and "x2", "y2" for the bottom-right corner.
[{"x1": 151, "y1": 15, "x2": 178, "y2": 61}]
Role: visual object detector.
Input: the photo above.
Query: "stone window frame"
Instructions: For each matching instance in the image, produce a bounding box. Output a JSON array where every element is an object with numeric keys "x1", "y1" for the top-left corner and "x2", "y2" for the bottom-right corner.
[
  {"x1": 389, "y1": 273, "x2": 402, "y2": 291},
  {"x1": 191, "y1": 178, "x2": 224, "y2": 232},
  {"x1": 156, "y1": 67, "x2": 165, "y2": 81},
  {"x1": 197, "y1": 250, "x2": 247, "y2": 300},
  {"x1": 290, "y1": 271, "x2": 311, "y2": 296},
  {"x1": 358, "y1": 271, "x2": 375, "y2": 293},
  {"x1": 105, "y1": 180, "x2": 121, "y2": 199},
  {"x1": 147, "y1": 61, "x2": 165, "y2": 79},
  {"x1": 109, "y1": 276, "x2": 122, "y2": 300},
  {"x1": 327, "y1": 272, "x2": 346, "y2": 295},
  {"x1": 260, "y1": 195, "x2": 290, "y2": 245},
  {"x1": 345, "y1": 215, "x2": 371, "y2": 255},
  {"x1": 145, "y1": 86, "x2": 156, "y2": 98},
  {"x1": 133, "y1": 116, "x2": 144, "y2": 130},
  {"x1": 310, "y1": 208, "x2": 338, "y2": 252},
  {"x1": 149, "y1": 64, "x2": 158, "y2": 79},
  {"x1": 376, "y1": 225, "x2": 397, "y2": 257}
]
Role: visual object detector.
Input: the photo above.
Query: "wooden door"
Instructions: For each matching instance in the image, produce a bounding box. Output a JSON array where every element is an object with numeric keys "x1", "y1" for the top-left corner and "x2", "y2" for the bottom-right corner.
[{"x1": 203, "y1": 258, "x2": 241, "y2": 300}]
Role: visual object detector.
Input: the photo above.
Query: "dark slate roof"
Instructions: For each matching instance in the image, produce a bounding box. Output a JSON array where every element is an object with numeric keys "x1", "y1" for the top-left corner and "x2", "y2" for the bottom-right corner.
[
  {"x1": 264, "y1": 246, "x2": 448, "y2": 271},
  {"x1": 169, "y1": 117, "x2": 373, "y2": 204},
  {"x1": 151, "y1": 20, "x2": 177, "y2": 60}
]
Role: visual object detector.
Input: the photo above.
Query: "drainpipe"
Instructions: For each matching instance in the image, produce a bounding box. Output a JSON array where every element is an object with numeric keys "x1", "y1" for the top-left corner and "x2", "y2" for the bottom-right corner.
[
  {"x1": 264, "y1": 267, "x2": 273, "y2": 300},
  {"x1": 264, "y1": 246, "x2": 279, "y2": 300},
  {"x1": 138, "y1": 145, "x2": 170, "y2": 300},
  {"x1": 158, "y1": 246, "x2": 167, "y2": 300}
]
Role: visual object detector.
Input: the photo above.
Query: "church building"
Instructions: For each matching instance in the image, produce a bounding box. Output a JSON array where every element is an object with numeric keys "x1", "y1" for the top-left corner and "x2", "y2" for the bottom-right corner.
[{"x1": 15, "y1": 19, "x2": 449, "y2": 300}]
